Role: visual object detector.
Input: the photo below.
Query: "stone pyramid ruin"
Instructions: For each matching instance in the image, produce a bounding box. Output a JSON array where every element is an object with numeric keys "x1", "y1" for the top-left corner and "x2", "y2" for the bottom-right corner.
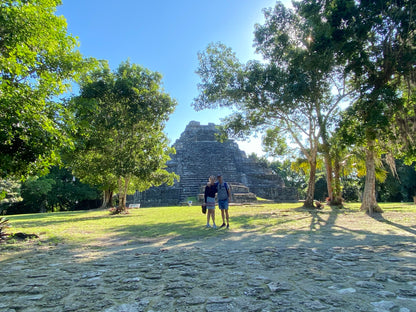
[{"x1": 131, "y1": 121, "x2": 297, "y2": 206}]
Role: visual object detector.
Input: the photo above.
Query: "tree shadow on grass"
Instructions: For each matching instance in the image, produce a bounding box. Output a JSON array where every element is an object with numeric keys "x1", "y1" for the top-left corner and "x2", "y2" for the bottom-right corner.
[
  {"x1": 111, "y1": 219, "x2": 231, "y2": 243},
  {"x1": 370, "y1": 213, "x2": 416, "y2": 236},
  {"x1": 2, "y1": 206, "x2": 416, "y2": 264},
  {"x1": 108, "y1": 213, "x2": 416, "y2": 257},
  {"x1": 109, "y1": 205, "x2": 416, "y2": 252},
  {"x1": 7, "y1": 210, "x2": 114, "y2": 228},
  {"x1": 2, "y1": 209, "x2": 416, "y2": 312},
  {"x1": 292, "y1": 205, "x2": 343, "y2": 233}
]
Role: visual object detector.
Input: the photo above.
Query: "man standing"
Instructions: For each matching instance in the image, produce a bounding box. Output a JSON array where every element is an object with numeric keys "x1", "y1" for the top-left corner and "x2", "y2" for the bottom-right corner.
[{"x1": 216, "y1": 174, "x2": 231, "y2": 229}]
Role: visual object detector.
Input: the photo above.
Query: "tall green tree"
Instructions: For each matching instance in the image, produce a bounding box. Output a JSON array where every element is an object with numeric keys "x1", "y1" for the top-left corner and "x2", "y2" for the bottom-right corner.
[
  {"x1": 193, "y1": 3, "x2": 349, "y2": 207},
  {"x1": 67, "y1": 61, "x2": 178, "y2": 212},
  {"x1": 20, "y1": 175, "x2": 55, "y2": 213},
  {"x1": 0, "y1": 0, "x2": 92, "y2": 178},
  {"x1": 299, "y1": 0, "x2": 416, "y2": 213}
]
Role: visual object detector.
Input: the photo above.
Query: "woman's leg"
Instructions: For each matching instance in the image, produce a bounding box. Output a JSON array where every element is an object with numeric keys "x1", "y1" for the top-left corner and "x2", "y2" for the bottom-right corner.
[{"x1": 206, "y1": 209, "x2": 210, "y2": 226}]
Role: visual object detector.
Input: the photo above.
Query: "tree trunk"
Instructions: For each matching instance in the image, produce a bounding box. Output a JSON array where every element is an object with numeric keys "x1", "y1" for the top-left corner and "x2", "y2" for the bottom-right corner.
[
  {"x1": 122, "y1": 176, "x2": 130, "y2": 209},
  {"x1": 304, "y1": 158, "x2": 317, "y2": 208},
  {"x1": 101, "y1": 189, "x2": 113, "y2": 209},
  {"x1": 323, "y1": 147, "x2": 334, "y2": 203},
  {"x1": 361, "y1": 144, "x2": 383, "y2": 214},
  {"x1": 332, "y1": 153, "x2": 343, "y2": 206},
  {"x1": 115, "y1": 176, "x2": 130, "y2": 213}
]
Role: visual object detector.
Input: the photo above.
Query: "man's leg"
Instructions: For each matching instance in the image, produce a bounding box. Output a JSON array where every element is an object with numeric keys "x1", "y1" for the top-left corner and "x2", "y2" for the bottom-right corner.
[
  {"x1": 219, "y1": 201, "x2": 226, "y2": 227},
  {"x1": 225, "y1": 200, "x2": 229, "y2": 228}
]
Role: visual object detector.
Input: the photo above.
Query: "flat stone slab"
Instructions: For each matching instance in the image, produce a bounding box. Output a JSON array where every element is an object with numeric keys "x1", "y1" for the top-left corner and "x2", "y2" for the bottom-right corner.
[{"x1": 1, "y1": 233, "x2": 416, "y2": 312}]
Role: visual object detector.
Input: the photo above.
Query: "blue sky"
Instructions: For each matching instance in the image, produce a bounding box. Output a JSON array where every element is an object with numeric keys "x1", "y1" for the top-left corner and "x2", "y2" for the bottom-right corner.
[{"x1": 57, "y1": 0, "x2": 290, "y2": 156}]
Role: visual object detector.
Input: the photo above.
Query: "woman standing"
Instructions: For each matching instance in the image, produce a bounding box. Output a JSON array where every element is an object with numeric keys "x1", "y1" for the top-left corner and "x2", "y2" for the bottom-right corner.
[{"x1": 204, "y1": 175, "x2": 217, "y2": 229}]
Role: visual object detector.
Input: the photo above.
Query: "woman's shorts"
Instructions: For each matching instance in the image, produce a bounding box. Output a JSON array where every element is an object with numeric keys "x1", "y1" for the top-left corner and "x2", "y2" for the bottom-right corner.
[{"x1": 206, "y1": 196, "x2": 216, "y2": 210}]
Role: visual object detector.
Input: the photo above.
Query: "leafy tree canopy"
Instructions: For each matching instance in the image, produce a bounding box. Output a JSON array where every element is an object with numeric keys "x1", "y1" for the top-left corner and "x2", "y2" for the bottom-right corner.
[
  {"x1": 193, "y1": 2, "x2": 350, "y2": 207},
  {"x1": 299, "y1": 0, "x2": 416, "y2": 157},
  {"x1": 0, "y1": 0, "x2": 94, "y2": 178},
  {"x1": 17, "y1": 166, "x2": 100, "y2": 213},
  {"x1": 67, "y1": 61, "x2": 178, "y2": 210}
]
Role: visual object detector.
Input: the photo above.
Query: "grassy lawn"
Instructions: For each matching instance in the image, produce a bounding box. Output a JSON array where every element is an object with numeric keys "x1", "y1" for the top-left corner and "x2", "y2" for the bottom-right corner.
[{"x1": 2, "y1": 202, "x2": 415, "y2": 249}]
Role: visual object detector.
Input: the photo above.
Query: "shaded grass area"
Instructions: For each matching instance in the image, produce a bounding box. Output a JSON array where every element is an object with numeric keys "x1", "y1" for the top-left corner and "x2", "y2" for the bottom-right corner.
[{"x1": 2, "y1": 202, "x2": 415, "y2": 250}]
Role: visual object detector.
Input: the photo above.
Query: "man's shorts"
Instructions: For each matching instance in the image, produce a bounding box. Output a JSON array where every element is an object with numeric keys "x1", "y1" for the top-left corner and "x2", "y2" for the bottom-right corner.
[{"x1": 218, "y1": 199, "x2": 229, "y2": 210}]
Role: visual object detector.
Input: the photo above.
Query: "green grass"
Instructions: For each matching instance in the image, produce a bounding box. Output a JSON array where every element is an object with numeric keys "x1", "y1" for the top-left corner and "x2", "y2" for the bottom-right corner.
[
  {"x1": 343, "y1": 202, "x2": 416, "y2": 212},
  {"x1": 2, "y1": 202, "x2": 415, "y2": 249}
]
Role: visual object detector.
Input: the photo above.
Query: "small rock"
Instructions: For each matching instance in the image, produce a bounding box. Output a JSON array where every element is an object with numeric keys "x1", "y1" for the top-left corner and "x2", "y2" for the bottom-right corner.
[
  {"x1": 304, "y1": 300, "x2": 326, "y2": 310},
  {"x1": 81, "y1": 272, "x2": 102, "y2": 279},
  {"x1": 391, "y1": 274, "x2": 415, "y2": 282},
  {"x1": 337, "y1": 288, "x2": 356, "y2": 294},
  {"x1": 206, "y1": 303, "x2": 231, "y2": 312},
  {"x1": 207, "y1": 297, "x2": 233, "y2": 304},
  {"x1": 122, "y1": 277, "x2": 140, "y2": 283},
  {"x1": 375, "y1": 273, "x2": 389, "y2": 282},
  {"x1": 143, "y1": 273, "x2": 161, "y2": 280},
  {"x1": 104, "y1": 303, "x2": 141, "y2": 312},
  {"x1": 371, "y1": 300, "x2": 396, "y2": 310},
  {"x1": 247, "y1": 280, "x2": 263, "y2": 287},
  {"x1": 356, "y1": 281, "x2": 385, "y2": 289},
  {"x1": 377, "y1": 290, "x2": 396, "y2": 298},
  {"x1": 185, "y1": 296, "x2": 206, "y2": 305},
  {"x1": 398, "y1": 289, "x2": 416, "y2": 297},
  {"x1": 267, "y1": 282, "x2": 292, "y2": 292},
  {"x1": 352, "y1": 271, "x2": 374, "y2": 278}
]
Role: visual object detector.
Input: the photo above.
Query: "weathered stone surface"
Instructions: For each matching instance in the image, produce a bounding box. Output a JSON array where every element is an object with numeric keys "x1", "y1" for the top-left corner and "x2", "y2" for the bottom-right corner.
[
  {"x1": 1, "y1": 237, "x2": 416, "y2": 312},
  {"x1": 371, "y1": 300, "x2": 397, "y2": 311},
  {"x1": 130, "y1": 121, "x2": 298, "y2": 206},
  {"x1": 356, "y1": 281, "x2": 385, "y2": 289}
]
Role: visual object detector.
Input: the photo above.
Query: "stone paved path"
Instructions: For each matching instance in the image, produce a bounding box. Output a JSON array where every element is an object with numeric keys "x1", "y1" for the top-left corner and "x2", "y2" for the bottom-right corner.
[{"x1": 1, "y1": 229, "x2": 416, "y2": 312}]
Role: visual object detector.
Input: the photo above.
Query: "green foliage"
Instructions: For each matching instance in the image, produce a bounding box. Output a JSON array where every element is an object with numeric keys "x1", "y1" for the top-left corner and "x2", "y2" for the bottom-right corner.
[
  {"x1": 263, "y1": 127, "x2": 289, "y2": 157},
  {"x1": 67, "y1": 61, "x2": 178, "y2": 210},
  {"x1": 0, "y1": 0, "x2": 94, "y2": 177},
  {"x1": 5, "y1": 167, "x2": 100, "y2": 214},
  {"x1": 193, "y1": 3, "x2": 351, "y2": 207},
  {"x1": 194, "y1": 42, "x2": 244, "y2": 110},
  {"x1": 390, "y1": 84, "x2": 416, "y2": 164},
  {"x1": 185, "y1": 197, "x2": 197, "y2": 205},
  {"x1": 298, "y1": 0, "x2": 415, "y2": 211},
  {"x1": 341, "y1": 177, "x2": 362, "y2": 202},
  {"x1": 301, "y1": 0, "x2": 416, "y2": 154},
  {"x1": 0, "y1": 179, "x2": 22, "y2": 213},
  {"x1": 47, "y1": 167, "x2": 100, "y2": 210},
  {"x1": 20, "y1": 176, "x2": 56, "y2": 213},
  {"x1": 377, "y1": 160, "x2": 416, "y2": 202},
  {"x1": 268, "y1": 158, "x2": 307, "y2": 198}
]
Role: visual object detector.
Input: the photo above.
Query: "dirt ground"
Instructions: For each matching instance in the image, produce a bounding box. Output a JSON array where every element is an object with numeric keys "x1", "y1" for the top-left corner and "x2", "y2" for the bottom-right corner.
[{"x1": 1, "y1": 209, "x2": 416, "y2": 312}]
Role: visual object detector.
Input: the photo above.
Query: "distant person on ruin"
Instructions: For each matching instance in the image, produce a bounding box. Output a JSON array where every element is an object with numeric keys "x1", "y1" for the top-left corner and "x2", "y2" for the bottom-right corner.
[
  {"x1": 204, "y1": 175, "x2": 217, "y2": 229},
  {"x1": 216, "y1": 174, "x2": 231, "y2": 229}
]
